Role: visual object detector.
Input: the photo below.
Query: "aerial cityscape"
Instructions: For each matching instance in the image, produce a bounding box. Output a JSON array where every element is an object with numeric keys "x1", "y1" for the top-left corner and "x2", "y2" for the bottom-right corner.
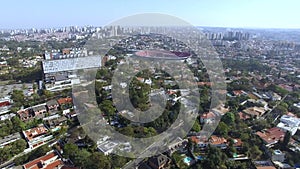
[{"x1": 0, "y1": 1, "x2": 300, "y2": 169}]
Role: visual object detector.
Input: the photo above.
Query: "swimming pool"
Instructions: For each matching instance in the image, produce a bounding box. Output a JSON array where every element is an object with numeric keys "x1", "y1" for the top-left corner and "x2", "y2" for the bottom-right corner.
[
  {"x1": 196, "y1": 156, "x2": 203, "y2": 160},
  {"x1": 183, "y1": 157, "x2": 193, "y2": 164}
]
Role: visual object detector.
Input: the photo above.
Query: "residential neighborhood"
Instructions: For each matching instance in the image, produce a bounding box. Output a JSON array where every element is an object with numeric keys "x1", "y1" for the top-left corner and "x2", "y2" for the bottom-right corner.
[{"x1": 0, "y1": 7, "x2": 299, "y2": 169}]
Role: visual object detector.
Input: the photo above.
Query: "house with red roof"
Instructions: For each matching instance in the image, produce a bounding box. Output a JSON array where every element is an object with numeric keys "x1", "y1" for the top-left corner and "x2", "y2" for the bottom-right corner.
[
  {"x1": 23, "y1": 151, "x2": 63, "y2": 169},
  {"x1": 57, "y1": 97, "x2": 72, "y2": 105},
  {"x1": 256, "y1": 127, "x2": 285, "y2": 147},
  {"x1": 22, "y1": 125, "x2": 53, "y2": 149},
  {"x1": 209, "y1": 135, "x2": 228, "y2": 149},
  {"x1": 200, "y1": 112, "x2": 216, "y2": 124},
  {"x1": 238, "y1": 112, "x2": 251, "y2": 120},
  {"x1": 232, "y1": 90, "x2": 247, "y2": 97}
]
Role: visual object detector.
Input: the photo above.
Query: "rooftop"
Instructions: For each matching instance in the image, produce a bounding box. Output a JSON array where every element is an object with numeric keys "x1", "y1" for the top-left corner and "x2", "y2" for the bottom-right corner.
[
  {"x1": 23, "y1": 126, "x2": 48, "y2": 141},
  {"x1": 23, "y1": 151, "x2": 63, "y2": 169},
  {"x1": 57, "y1": 97, "x2": 72, "y2": 105},
  {"x1": 210, "y1": 135, "x2": 227, "y2": 145},
  {"x1": 243, "y1": 106, "x2": 266, "y2": 117},
  {"x1": 256, "y1": 127, "x2": 285, "y2": 145}
]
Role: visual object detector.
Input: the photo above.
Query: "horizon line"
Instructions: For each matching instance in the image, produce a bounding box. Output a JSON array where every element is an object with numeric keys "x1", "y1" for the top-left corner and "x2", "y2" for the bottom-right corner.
[{"x1": 1, "y1": 25, "x2": 300, "y2": 31}]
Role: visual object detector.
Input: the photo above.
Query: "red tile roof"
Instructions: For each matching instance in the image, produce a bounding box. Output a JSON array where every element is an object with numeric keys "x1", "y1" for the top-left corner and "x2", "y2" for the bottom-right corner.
[
  {"x1": 57, "y1": 98, "x2": 72, "y2": 105},
  {"x1": 23, "y1": 152, "x2": 63, "y2": 169},
  {"x1": 0, "y1": 101, "x2": 10, "y2": 107},
  {"x1": 233, "y1": 90, "x2": 244, "y2": 96},
  {"x1": 201, "y1": 112, "x2": 216, "y2": 119},
  {"x1": 210, "y1": 135, "x2": 227, "y2": 145},
  {"x1": 256, "y1": 127, "x2": 285, "y2": 145},
  {"x1": 24, "y1": 126, "x2": 48, "y2": 141},
  {"x1": 238, "y1": 112, "x2": 251, "y2": 120}
]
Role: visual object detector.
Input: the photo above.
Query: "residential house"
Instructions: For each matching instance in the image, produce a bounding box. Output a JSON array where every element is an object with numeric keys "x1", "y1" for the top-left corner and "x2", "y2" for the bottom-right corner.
[
  {"x1": 57, "y1": 97, "x2": 73, "y2": 110},
  {"x1": 200, "y1": 112, "x2": 216, "y2": 124},
  {"x1": 212, "y1": 104, "x2": 229, "y2": 115},
  {"x1": 256, "y1": 127, "x2": 285, "y2": 147},
  {"x1": 270, "y1": 92, "x2": 282, "y2": 101},
  {"x1": 148, "y1": 154, "x2": 171, "y2": 169},
  {"x1": 0, "y1": 132, "x2": 21, "y2": 148},
  {"x1": 254, "y1": 161, "x2": 276, "y2": 169},
  {"x1": 277, "y1": 114, "x2": 300, "y2": 135},
  {"x1": 238, "y1": 112, "x2": 251, "y2": 120},
  {"x1": 209, "y1": 135, "x2": 228, "y2": 149},
  {"x1": 22, "y1": 151, "x2": 64, "y2": 169},
  {"x1": 46, "y1": 100, "x2": 59, "y2": 111},
  {"x1": 167, "y1": 137, "x2": 187, "y2": 155},
  {"x1": 17, "y1": 108, "x2": 35, "y2": 121},
  {"x1": 97, "y1": 140, "x2": 118, "y2": 155},
  {"x1": 22, "y1": 125, "x2": 53, "y2": 149},
  {"x1": 190, "y1": 136, "x2": 208, "y2": 148},
  {"x1": 17, "y1": 103, "x2": 47, "y2": 122},
  {"x1": 232, "y1": 90, "x2": 247, "y2": 97},
  {"x1": 32, "y1": 103, "x2": 47, "y2": 119},
  {"x1": 43, "y1": 114, "x2": 67, "y2": 132},
  {"x1": 243, "y1": 106, "x2": 266, "y2": 119}
]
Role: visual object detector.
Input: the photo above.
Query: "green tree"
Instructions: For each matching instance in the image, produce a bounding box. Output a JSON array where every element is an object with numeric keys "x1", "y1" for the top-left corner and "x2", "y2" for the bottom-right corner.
[
  {"x1": 86, "y1": 152, "x2": 111, "y2": 169},
  {"x1": 191, "y1": 120, "x2": 201, "y2": 132},
  {"x1": 282, "y1": 131, "x2": 291, "y2": 148},
  {"x1": 222, "y1": 112, "x2": 235, "y2": 125},
  {"x1": 248, "y1": 145, "x2": 262, "y2": 160},
  {"x1": 11, "y1": 89, "x2": 25, "y2": 108},
  {"x1": 216, "y1": 122, "x2": 229, "y2": 137},
  {"x1": 99, "y1": 100, "x2": 116, "y2": 123},
  {"x1": 63, "y1": 143, "x2": 79, "y2": 159}
]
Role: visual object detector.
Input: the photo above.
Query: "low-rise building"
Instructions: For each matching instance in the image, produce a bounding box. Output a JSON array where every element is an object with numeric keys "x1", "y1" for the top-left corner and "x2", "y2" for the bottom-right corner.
[
  {"x1": 97, "y1": 140, "x2": 118, "y2": 155},
  {"x1": 209, "y1": 135, "x2": 228, "y2": 149},
  {"x1": 22, "y1": 151, "x2": 64, "y2": 169},
  {"x1": 17, "y1": 103, "x2": 47, "y2": 122},
  {"x1": 17, "y1": 108, "x2": 34, "y2": 121},
  {"x1": 32, "y1": 103, "x2": 47, "y2": 119},
  {"x1": 22, "y1": 125, "x2": 53, "y2": 149},
  {"x1": 256, "y1": 127, "x2": 285, "y2": 147},
  {"x1": 0, "y1": 132, "x2": 21, "y2": 148},
  {"x1": 46, "y1": 100, "x2": 59, "y2": 111},
  {"x1": 44, "y1": 114, "x2": 67, "y2": 132},
  {"x1": 148, "y1": 154, "x2": 171, "y2": 169},
  {"x1": 200, "y1": 112, "x2": 216, "y2": 124},
  {"x1": 254, "y1": 161, "x2": 276, "y2": 169},
  {"x1": 238, "y1": 112, "x2": 251, "y2": 120},
  {"x1": 57, "y1": 97, "x2": 73, "y2": 110},
  {"x1": 277, "y1": 114, "x2": 300, "y2": 135},
  {"x1": 243, "y1": 106, "x2": 266, "y2": 118}
]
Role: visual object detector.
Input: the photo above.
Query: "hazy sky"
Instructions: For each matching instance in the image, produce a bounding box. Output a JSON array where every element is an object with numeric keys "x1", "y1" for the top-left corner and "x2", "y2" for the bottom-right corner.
[{"x1": 1, "y1": 0, "x2": 300, "y2": 29}]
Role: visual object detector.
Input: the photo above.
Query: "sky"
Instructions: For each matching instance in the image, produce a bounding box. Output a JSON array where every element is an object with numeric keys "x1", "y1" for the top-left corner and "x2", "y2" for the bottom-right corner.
[{"x1": 1, "y1": 0, "x2": 300, "y2": 29}]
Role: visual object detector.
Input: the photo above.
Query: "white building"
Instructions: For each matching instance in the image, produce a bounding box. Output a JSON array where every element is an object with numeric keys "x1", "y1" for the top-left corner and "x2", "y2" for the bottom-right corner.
[{"x1": 277, "y1": 115, "x2": 300, "y2": 135}]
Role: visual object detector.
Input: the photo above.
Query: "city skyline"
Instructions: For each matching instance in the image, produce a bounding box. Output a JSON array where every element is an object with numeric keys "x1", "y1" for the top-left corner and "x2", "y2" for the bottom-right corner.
[{"x1": 1, "y1": 0, "x2": 300, "y2": 29}]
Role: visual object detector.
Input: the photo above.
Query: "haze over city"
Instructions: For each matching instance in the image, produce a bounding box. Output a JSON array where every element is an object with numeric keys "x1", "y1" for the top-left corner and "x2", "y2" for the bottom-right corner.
[{"x1": 1, "y1": 0, "x2": 300, "y2": 29}]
